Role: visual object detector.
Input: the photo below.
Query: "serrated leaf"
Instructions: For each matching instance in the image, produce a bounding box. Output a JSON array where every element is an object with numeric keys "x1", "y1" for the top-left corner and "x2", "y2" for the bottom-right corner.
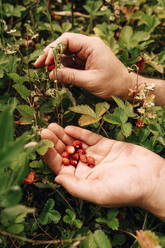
[
  {"x1": 78, "y1": 115, "x2": 99, "y2": 126},
  {"x1": 39, "y1": 199, "x2": 61, "y2": 225},
  {"x1": 63, "y1": 209, "x2": 76, "y2": 224},
  {"x1": 125, "y1": 101, "x2": 136, "y2": 117},
  {"x1": 29, "y1": 160, "x2": 44, "y2": 169},
  {"x1": 17, "y1": 105, "x2": 35, "y2": 123},
  {"x1": 121, "y1": 122, "x2": 132, "y2": 137},
  {"x1": 93, "y1": 230, "x2": 112, "y2": 248},
  {"x1": 29, "y1": 49, "x2": 44, "y2": 62},
  {"x1": 69, "y1": 105, "x2": 96, "y2": 118},
  {"x1": 120, "y1": 25, "x2": 133, "y2": 46},
  {"x1": 80, "y1": 232, "x2": 97, "y2": 248},
  {"x1": 39, "y1": 209, "x2": 61, "y2": 225},
  {"x1": 8, "y1": 73, "x2": 29, "y2": 84},
  {"x1": 133, "y1": 31, "x2": 150, "y2": 42},
  {"x1": 112, "y1": 96, "x2": 125, "y2": 109},
  {"x1": 104, "y1": 108, "x2": 128, "y2": 125},
  {"x1": 95, "y1": 102, "x2": 110, "y2": 118},
  {"x1": 36, "y1": 140, "x2": 54, "y2": 156},
  {"x1": 13, "y1": 84, "x2": 31, "y2": 102}
]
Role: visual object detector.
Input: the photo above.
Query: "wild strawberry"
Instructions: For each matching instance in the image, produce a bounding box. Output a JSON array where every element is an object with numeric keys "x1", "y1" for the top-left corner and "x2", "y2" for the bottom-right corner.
[
  {"x1": 70, "y1": 159, "x2": 78, "y2": 167},
  {"x1": 87, "y1": 156, "x2": 95, "y2": 168},
  {"x1": 65, "y1": 145, "x2": 75, "y2": 154},
  {"x1": 72, "y1": 140, "x2": 82, "y2": 149},
  {"x1": 80, "y1": 154, "x2": 87, "y2": 163},
  {"x1": 77, "y1": 148, "x2": 86, "y2": 155},
  {"x1": 47, "y1": 64, "x2": 55, "y2": 72},
  {"x1": 71, "y1": 152, "x2": 79, "y2": 161},
  {"x1": 62, "y1": 151, "x2": 69, "y2": 158},
  {"x1": 62, "y1": 158, "x2": 70, "y2": 166}
]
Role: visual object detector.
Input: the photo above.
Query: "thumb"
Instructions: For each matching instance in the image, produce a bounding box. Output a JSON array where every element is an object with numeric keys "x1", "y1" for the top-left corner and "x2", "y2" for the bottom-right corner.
[
  {"x1": 55, "y1": 173, "x2": 100, "y2": 204},
  {"x1": 49, "y1": 67, "x2": 94, "y2": 88}
]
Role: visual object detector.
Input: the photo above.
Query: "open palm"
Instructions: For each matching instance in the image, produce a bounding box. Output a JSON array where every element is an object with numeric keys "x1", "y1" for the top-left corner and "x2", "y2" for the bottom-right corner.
[{"x1": 41, "y1": 123, "x2": 165, "y2": 219}]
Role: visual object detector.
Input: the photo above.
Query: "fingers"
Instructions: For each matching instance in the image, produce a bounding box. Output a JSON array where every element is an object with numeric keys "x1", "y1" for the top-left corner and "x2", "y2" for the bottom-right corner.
[
  {"x1": 64, "y1": 125, "x2": 102, "y2": 146},
  {"x1": 34, "y1": 32, "x2": 92, "y2": 68},
  {"x1": 49, "y1": 67, "x2": 95, "y2": 88},
  {"x1": 55, "y1": 173, "x2": 103, "y2": 204},
  {"x1": 44, "y1": 147, "x2": 62, "y2": 174},
  {"x1": 48, "y1": 123, "x2": 74, "y2": 145}
]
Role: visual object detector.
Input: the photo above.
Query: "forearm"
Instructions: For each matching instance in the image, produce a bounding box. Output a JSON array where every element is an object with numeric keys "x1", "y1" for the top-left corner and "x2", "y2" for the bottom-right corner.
[{"x1": 130, "y1": 73, "x2": 165, "y2": 106}]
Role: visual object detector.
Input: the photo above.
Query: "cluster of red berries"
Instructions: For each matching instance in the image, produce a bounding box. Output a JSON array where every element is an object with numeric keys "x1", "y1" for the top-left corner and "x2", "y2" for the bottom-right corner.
[{"x1": 62, "y1": 140, "x2": 95, "y2": 168}]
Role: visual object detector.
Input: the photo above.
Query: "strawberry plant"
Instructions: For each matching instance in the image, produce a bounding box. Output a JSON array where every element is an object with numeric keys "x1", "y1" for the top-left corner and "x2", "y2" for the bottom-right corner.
[{"x1": 0, "y1": 0, "x2": 165, "y2": 247}]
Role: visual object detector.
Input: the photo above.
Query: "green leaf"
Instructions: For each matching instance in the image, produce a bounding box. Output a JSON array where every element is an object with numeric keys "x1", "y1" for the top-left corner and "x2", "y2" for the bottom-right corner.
[
  {"x1": 120, "y1": 26, "x2": 133, "y2": 46},
  {"x1": 78, "y1": 115, "x2": 99, "y2": 126},
  {"x1": 8, "y1": 73, "x2": 29, "y2": 84},
  {"x1": 62, "y1": 22, "x2": 72, "y2": 32},
  {"x1": 0, "y1": 186, "x2": 22, "y2": 208},
  {"x1": 13, "y1": 84, "x2": 31, "y2": 102},
  {"x1": 69, "y1": 105, "x2": 96, "y2": 118},
  {"x1": 0, "y1": 104, "x2": 15, "y2": 150},
  {"x1": 96, "y1": 209, "x2": 119, "y2": 230},
  {"x1": 63, "y1": 209, "x2": 76, "y2": 224},
  {"x1": 121, "y1": 122, "x2": 132, "y2": 137},
  {"x1": 0, "y1": 135, "x2": 26, "y2": 171},
  {"x1": 80, "y1": 232, "x2": 97, "y2": 248},
  {"x1": 29, "y1": 49, "x2": 45, "y2": 62},
  {"x1": 95, "y1": 102, "x2": 110, "y2": 118},
  {"x1": 36, "y1": 139, "x2": 54, "y2": 156},
  {"x1": 29, "y1": 160, "x2": 44, "y2": 169},
  {"x1": 112, "y1": 96, "x2": 125, "y2": 109},
  {"x1": 7, "y1": 224, "x2": 24, "y2": 234},
  {"x1": 17, "y1": 104, "x2": 35, "y2": 123},
  {"x1": 39, "y1": 199, "x2": 61, "y2": 225},
  {"x1": 133, "y1": 31, "x2": 150, "y2": 42},
  {"x1": 93, "y1": 230, "x2": 112, "y2": 248},
  {"x1": 104, "y1": 108, "x2": 128, "y2": 125}
]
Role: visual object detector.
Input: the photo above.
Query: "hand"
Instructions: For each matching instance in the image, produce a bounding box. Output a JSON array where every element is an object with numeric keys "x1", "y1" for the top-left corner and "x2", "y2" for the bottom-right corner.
[
  {"x1": 41, "y1": 123, "x2": 165, "y2": 221},
  {"x1": 34, "y1": 32, "x2": 134, "y2": 99}
]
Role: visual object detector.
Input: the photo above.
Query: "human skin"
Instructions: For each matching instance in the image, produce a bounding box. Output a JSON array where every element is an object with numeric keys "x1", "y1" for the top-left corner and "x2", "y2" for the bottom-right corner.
[
  {"x1": 35, "y1": 33, "x2": 165, "y2": 220},
  {"x1": 34, "y1": 32, "x2": 165, "y2": 105},
  {"x1": 41, "y1": 123, "x2": 165, "y2": 221}
]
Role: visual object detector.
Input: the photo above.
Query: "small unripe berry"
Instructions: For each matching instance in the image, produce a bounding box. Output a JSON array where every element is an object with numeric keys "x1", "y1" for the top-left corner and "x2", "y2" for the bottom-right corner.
[
  {"x1": 80, "y1": 154, "x2": 87, "y2": 163},
  {"x1": 72, "y1": 140, "x2": 82, "y2": 149},
  {"x1": 71, "y1": 153, "x2": 79, "y2": 161},
  {"x1": 77, "y1": 148, "x2": 86, "y2": 155},
  {"x1": 62, "y1": 151, "x2": 69, "y2": 158},
  {"x1": 65, "y1": 145, "x2": 75, "y2": 154},
  {"x1": 62, "y1": 158, "x2": 70, "y2": 166},
  {"x1": 87, "y1": 156, "x2": 95, "y2": 168},
  {"x1": 70, "y1": 159, "x2": 78, "y2": 167}
]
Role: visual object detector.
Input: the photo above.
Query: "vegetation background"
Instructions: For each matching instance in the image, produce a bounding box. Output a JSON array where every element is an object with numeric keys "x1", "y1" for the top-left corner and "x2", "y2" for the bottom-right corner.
[{"x1": 0, "y1": 0, "x2": 165, "y2": 247}]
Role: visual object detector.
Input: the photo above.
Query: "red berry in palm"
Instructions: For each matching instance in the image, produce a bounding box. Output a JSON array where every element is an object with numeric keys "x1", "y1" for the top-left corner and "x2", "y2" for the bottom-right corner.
[
  {"x1": 87, "y1": 156, "x2": 95, "y2": 168},
  {"x1": 72, "y1": 140, "x2": 82, "y2": 149},
  {"x1": 71, "y1": 152, "x2": 79, "y2": 161},
  {"x1": 62, "y1": 158, "x2": 70, "y2": 166},
  {"x1": 65, "y1": 145, "x2": 75, "y2": 154},
  {"x1": 62, "y1": 151, "x2": 69, "y2": 158},
  {"x1": 77, "y1": 148, "x2": 86, "y2": 155},
  {"x1": 80, "y1": 154, "x2": 87, "y2": 163},
  {"x1": 70, "y1": 159, "x2": 78, "y2": 167},
  {"x1": 47, "y1": 64, "x2": 55, "y2": 72}
]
